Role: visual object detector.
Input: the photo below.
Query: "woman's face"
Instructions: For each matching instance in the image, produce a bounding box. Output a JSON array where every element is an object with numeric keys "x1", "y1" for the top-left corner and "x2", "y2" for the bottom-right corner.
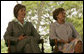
[
  {"x1": 57, "y1": 11, "x2": 66, "y2": 21},
  {"x1": 17, "y1": 8, "x2": 26, "y2": 19}
]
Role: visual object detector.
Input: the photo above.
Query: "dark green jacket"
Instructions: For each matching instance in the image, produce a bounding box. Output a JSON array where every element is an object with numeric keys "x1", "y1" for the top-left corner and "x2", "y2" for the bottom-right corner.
[{"x1": 4, "y1": 20, "x2": 41, "y2": 53}]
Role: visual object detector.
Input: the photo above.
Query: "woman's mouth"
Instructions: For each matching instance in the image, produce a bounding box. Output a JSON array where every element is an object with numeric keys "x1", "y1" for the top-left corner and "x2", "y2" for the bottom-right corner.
[{"x1": 22, "y1": 14, "x2": 26, "y2": 16}]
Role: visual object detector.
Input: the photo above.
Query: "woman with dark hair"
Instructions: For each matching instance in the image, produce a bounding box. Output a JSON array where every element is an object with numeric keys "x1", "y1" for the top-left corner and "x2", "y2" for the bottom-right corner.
[
  {"x1": 4, "y1": 4, "x2": 41, "y2": 53},
  {"x1": 49, "y1": 8, "x2": 83, "y2": 53}
]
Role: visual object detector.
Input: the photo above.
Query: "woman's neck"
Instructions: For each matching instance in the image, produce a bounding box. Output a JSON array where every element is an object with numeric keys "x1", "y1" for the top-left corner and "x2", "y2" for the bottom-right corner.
[{"x1": 17, "y1": 17, "x2": 24, "y2": 24}]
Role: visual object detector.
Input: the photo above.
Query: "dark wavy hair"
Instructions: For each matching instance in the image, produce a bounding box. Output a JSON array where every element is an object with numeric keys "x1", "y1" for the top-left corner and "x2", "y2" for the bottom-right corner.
[
  {"x1": 13, "y1": 4, "x2": 26, "y2": 18},
  {"x1": 53, "y1": 8, "x2": 65, "y2": 20}
]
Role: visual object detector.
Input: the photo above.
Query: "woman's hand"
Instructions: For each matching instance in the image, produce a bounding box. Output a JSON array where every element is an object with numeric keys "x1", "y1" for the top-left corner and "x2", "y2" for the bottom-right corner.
[
  {"x1": 61, "y1": 39, "x2": 69, "y2": 44},
  {"x1": 18, "y1": 35, "x2": 26, "y2": 41},
  {"x1": 58, "y1": 39, "x2": 68, "y2": 44},
  {"x1": 68, "y1": 37, "x2": 75, "y2": 43}
]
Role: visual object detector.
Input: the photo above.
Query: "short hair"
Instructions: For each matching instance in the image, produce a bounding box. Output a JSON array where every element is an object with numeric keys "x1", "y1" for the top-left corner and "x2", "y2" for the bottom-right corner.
[
  {"x1": 13, "y1": 4, "x2": 26, "y2": 18},
  {"x1": 53, "y1": 8, "x2": 65, "y2": 20}
]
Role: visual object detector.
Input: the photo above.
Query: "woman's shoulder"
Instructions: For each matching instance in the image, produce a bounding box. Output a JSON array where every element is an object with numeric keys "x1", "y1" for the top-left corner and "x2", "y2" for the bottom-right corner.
[
  {"x1": 65, "y1": 22, "x2": 73, "y2": 26},
  {"x1": 26, "y1": 21, "x2": 34, "y2": 27},
  {"x1": 6, "y1": 21, "x2": 15, "y2": 27},
  {"x1": 50, "y1": 22, "x2": 57, "y2": 27},
  {"x1": 65, "y1": 22, "x2": 74, "y2": 28},
  {"x1": 26, "y1": 21, "x2": 32, "y2": 25},
  {"x1": 8, "y1": 21, "x2": 15, "y2": 25}
]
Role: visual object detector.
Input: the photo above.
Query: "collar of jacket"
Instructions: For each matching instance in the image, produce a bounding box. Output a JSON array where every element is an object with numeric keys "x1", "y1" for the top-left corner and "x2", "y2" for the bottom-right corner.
[{"x1": 12, "y1": 18, "x2": 28, "y2": 27}]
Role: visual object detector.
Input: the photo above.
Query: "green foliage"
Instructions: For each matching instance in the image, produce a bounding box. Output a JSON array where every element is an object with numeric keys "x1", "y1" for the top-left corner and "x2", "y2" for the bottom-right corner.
[{"x1": 1, "y1": 39, "x2": 8, "y2": 53}]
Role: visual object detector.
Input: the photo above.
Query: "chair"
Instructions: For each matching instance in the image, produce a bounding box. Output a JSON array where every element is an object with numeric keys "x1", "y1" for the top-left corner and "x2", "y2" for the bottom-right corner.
[
  {"x1": 50, "y1": 39, "x2": 83, "y2": 53},
  {"x1": 74, "y1": 41, "x2": 83, "y2": 53},
  {"x1": 50, "y1": 39, "x2": 59, "y2": 53},
  {"x1": 5, "y1": 39, "x2": 44, "y2": 53}
]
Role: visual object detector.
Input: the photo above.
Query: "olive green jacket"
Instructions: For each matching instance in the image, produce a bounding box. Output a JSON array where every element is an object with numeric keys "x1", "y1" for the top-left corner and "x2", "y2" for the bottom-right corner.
[{"x1": 4, "y1": 19, "x2": 41, "y2": 53}]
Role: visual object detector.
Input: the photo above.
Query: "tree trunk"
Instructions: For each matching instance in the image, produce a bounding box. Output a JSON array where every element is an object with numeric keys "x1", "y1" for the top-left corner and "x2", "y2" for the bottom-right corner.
[{"x1": 36, "y1": 1, "x2": 45, "y2": 31}]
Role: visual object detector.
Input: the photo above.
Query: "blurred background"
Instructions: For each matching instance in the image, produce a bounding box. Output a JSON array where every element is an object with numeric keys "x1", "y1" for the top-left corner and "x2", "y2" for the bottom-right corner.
[{"x1": 1, "y1": 1, "x2": 83, "y2": 53}]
